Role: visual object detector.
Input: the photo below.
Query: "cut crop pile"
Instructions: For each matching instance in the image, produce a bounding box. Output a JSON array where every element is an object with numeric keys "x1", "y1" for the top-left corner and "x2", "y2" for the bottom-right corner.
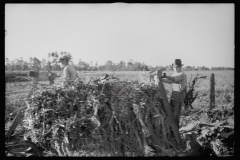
[
  {"x1": 180, "y1": 98, "x2": 234, "y2": 156},
  {"x1": 22, "y1": 80, "x2": 176, "y2": 156}
]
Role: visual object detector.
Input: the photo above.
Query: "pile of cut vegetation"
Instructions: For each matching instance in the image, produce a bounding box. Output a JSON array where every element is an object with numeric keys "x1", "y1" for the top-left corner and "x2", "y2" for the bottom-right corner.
[
  {"x1": 22, "y1": 80, "x2": 177, "y2": 156},
  {"x1": 180, "y1": 99, "x2": 234, "y2": 156}
]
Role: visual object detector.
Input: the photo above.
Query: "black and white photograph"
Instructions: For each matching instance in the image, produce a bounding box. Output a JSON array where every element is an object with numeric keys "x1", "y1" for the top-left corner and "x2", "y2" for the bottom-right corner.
[{"x1": 5, "y1": 3, "x2": 234, "y2": 157}]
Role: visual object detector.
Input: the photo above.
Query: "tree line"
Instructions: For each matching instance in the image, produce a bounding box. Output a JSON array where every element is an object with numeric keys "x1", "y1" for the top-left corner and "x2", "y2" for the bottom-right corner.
[
  {"x1": 5, "y1": 33, "x2": 233, "y2": 72},
  {"x1": 5, "y1": 52, "x2": 234, "y2": 72}
]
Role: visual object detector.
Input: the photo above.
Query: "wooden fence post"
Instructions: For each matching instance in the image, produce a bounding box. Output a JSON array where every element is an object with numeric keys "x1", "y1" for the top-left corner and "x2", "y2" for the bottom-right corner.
[
  {"x1": 156, "y1": 70, "x2": 184, "y2": 147},
  {"x1": 210, "y1": 73, "x2": 215, "y2": 109}
]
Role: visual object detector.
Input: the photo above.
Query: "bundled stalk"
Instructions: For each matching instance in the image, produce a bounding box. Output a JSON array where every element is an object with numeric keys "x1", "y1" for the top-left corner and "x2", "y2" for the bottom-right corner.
[
  {"x1": 22, "y1": 79, "x2": 176, "y2": 156},
  {"x1": 184, "y1": 74, "x2": 207, "y2": 110}
]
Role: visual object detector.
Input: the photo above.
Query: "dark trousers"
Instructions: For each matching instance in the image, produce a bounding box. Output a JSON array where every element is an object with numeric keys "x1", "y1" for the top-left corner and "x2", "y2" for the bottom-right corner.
[
  {"x1": 170, "y1": 88, "x2": 186, "y2": 129},
  {"x1": 49, "y1": 80, "x2": 54, "y2": 85}
]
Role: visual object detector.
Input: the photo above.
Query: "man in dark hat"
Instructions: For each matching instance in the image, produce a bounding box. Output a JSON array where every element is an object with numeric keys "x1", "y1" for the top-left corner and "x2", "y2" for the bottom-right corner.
[{"x1": 162, "y1": 59, "x2": 187, "y2": 129}]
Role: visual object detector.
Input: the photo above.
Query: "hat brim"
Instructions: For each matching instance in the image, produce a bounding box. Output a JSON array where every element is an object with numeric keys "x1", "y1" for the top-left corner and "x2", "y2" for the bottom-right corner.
[{"x1": 172, "y1": 63, "x2": 184, "y2": 67}]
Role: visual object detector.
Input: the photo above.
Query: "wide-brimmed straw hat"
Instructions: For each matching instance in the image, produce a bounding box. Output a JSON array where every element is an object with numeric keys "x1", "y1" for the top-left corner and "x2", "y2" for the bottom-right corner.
[{"x1": 172, "y1": 59, "x2": 184, "y2": 68}]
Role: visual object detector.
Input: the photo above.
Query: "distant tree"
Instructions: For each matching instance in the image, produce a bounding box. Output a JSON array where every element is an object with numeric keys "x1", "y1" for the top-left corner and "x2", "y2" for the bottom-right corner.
[
  {"x1": 117, "y1": 60, "x2": 126, "y2": 71},
  {"x1": 159, "y1": 66, "x2": 166, "y2": 71},
  {"x1": 41, "y1": 58, "x2": 47, "y2": 70},
  {"x1": 48, "y1": 53, "x2": 51, "y2": 61},
  {"x1": 127, "y1": 60, "x2": 134, "y2": 71},
  {"x1": 29, "y1": 57, "x2": 33, "y2": 69},
  {"x1": 5, "y1": 58, "x2": 10, "y2": 71},
  {"x1": 22, "y1": 61, "x2": 29, "y2": 71},
  {"x1": 7, "y1": 56, "x2": 234, "y2": 72},
  {"x1": 83, "y1": 62, "x2": 90, "y2": 71},
  {"x1": 165, "y1": 65, "x2": 172, "y2": 71},
  {"x1": 142, "y1": 65, "x2": 149, "y2": 71},
  {"x1": 69, "y1": 60, "x2": 74, "y2": 66},
  {"x1": 5, "y1": 58, "x2": 8, "y2": 65},
  {"x1": 20, "y1": 57, "x2": 24, "y2": 70},
  {"x1": 97, "y1": 65, "x2": 104, "y2": 71},
  {"x1": 148, "y1": 65, "x2": 154, "y2": 71},
  {"x1": 185, "y1": 66, "x2": 191, "y2": 71},
  {"x1": 71, "y1": 63, "x2": 78, "y2": 71},
  {"x1": 46, "y1": 61, "x2": 52, "y2": 71},
  {"x1": 77, "y1": 58, "x2": 83, "y2": 71},
  {"x1": 105, "y1": 60, "x2": 114, "y2": 71},
  {"x1": 10, "y1": 60, "x2": 15, "y2": 71},
  {"x1": 14, "y1": 59, "x2": 22, "y2": 71},
  {"x1": 90, "y1": 61, "x2": 93, "y2": 67},
  {"x1": 76, "y1": 59, "x2": 89, "y2": 71},
  {"x1": 199, "y1": 66, "x2": 210, "y2": 70},
  {"x1": 132, "y1": 62, "x2": 142, "y2": 71},
  {"x1": 95, "y1": 62, "x2": 98, "y2": 70},
  {"x1": 52, "y1": 64, "x2": 57, "y2": 71},
  {"x1": 140, "y1": 62, "x2": 148, "y2": 71}
]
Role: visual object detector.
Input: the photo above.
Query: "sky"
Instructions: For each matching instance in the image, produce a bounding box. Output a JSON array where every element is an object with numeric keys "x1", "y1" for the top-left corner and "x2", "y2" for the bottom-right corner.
[{"x1": 5, "y1": 3, "x2": 234, "y2": 68}]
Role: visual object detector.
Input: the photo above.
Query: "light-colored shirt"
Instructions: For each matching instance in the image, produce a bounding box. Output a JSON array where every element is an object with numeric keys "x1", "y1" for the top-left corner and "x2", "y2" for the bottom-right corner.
[
  {"x1": 153, "y1": 74, "x2": 159, "y2": 85},
  {"x1": 171, "y1": 71, "x2": 187, "y2": 92},
  {"x1": 62, "y1": 65, "x2": 78, "y2": 86}
]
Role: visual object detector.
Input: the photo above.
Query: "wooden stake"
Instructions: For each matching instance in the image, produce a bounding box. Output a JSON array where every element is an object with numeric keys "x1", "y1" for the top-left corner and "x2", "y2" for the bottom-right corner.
[
  {"x1": 210, "y1": 73, "x2": 215, "y2": 109},
  {"x1": 156, "y1": 70, "x2": 184, "y2": 147}
]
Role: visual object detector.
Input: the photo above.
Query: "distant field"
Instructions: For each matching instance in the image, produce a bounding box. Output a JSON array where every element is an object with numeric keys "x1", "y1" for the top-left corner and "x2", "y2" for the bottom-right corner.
[
  {"x1": 6, "y1": 71, "x2": 234, "y2": 108},
  {"x1": 6, "y1": 70, "x2": 234, "y2": 112},
  {"x1": 5, "y1": 70, "x2": 234, "y2": 126}
]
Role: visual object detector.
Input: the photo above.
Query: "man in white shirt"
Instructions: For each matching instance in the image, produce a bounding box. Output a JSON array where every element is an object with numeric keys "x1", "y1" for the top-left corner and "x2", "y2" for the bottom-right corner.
[
  {"x1": 58, "y1": 55, "x2": 78, "y2": 87},
  {"x1": 162, "y1": 59, "x2": 187, "y2": 129}
]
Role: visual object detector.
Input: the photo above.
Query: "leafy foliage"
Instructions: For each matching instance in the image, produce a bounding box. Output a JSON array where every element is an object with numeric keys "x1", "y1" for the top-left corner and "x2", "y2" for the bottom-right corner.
[
  {"x1": 183, "y1": 74, "x2": 207, "y2": 111},
  {"x1": 180, "y1": 100, "x2": 234, "y2": 156},
  {"x1": 5, "y1": 71, "x2": 234, "y2": 157},
  {"x1": 20, "y1": 79, "x2": 179, "y2": 156}
]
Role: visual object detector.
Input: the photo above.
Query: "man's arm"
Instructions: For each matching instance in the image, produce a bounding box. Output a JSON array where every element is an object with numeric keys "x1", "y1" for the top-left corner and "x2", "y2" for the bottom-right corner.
[
  {"x1": 164, "y1": 73, "x2": 185, "y2": 83},
  {"x1": 173, "y1": 73, "x2": 185, "y2": 82},
  {"x1": 165, "y1": 76, "x2": 175, "y2": 82},
  {"x1": 63, "y1": 67, "x2": 70, "y2": 80},
  {"x1": 62, "y1": 66, "x2": 70, "y2": 86},
  {"x1": 162, "y1": 78, "x2": 173, "y2": 84}
]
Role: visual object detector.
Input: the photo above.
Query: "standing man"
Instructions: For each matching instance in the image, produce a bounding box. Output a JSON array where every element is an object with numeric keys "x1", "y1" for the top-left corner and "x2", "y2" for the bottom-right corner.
[
  {"x1": 47, "y1": 70, "x2": 56, "y2": 85},
  {"x1": 162, "y1": 59, "x2": 187, "y2": 129},
  {"x1": 58, "y1": 54, "x2": 78, "y2": 87}
]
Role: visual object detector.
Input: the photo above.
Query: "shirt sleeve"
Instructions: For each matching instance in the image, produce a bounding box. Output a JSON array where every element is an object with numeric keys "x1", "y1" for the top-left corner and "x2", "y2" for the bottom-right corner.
[
  {"x1": 63, "y1": 66, "x2": 70, "y2": 81},
  {"x1": 174, "y1": 73, "x2": 185, "y2": 82},
  {"x1": 162, "y1": 78, "x2": 173, "y2": 84}
]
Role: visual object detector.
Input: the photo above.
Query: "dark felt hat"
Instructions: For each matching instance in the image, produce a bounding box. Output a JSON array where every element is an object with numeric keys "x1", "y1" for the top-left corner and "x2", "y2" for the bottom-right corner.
[{"x1": 172, "y1": 59, "x2": 184, "y2": 67}]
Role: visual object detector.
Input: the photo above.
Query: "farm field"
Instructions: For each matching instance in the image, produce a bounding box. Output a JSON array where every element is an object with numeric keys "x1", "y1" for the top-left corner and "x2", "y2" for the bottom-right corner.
[
  {"x1": 5, "y1": 70, "x2": 234, "y2": 156},
  {"x1": 6, "y1": 70, "x2": 234, "y2": 103}
]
